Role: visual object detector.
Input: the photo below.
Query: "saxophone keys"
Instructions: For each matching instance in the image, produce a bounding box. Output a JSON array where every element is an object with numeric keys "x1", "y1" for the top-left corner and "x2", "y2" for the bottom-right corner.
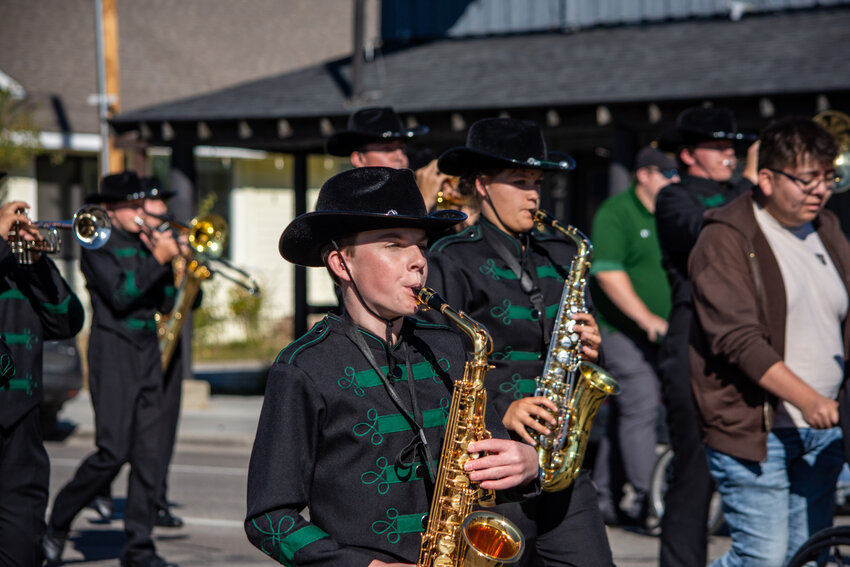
[{"x1": 437, "y1": 534, "x2": 457, "y2": 556}]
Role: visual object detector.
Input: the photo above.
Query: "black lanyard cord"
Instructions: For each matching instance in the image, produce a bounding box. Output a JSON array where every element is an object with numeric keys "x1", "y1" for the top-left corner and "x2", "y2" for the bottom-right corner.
[
  {"x1": 486, "y1": 229, "x2": 550, "y2": 345},
  {"x1": 341, "y1": 317, "x2": 437, "y2": 484}
]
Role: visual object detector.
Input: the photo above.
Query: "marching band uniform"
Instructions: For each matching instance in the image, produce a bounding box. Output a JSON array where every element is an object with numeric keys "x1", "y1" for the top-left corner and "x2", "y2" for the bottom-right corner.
[
  {"x1": 245, "y1": 167, "x2": 537, "y2": 567},
  {"x1": 426, "y1": 118, "x2": 614, "y2": 566},
  {"x1": 0, "y1": 229, "x2": 84, "y2": 566},
  {"x1": 45, "y1": 172, "x2": 177, "y2": 567},
  {"x1": 248, "y1": 314, "x2": 479, "y2": 565}
]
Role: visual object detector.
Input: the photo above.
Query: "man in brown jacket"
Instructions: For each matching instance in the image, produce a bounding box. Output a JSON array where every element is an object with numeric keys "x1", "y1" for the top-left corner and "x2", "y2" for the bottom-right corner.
[{"x1": 689, "y1": 117, "x2": 850, "y2": 567}]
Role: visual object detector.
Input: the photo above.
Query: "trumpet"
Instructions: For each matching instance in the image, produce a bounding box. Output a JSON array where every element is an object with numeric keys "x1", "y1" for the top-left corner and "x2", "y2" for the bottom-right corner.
[{"x1": 9, "y1": 204, "x2": 111, "y2": 264}]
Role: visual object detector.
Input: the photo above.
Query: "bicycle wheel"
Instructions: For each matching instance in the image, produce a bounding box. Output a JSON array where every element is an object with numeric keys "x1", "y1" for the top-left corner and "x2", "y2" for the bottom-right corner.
[
  {"x1": 646, "y1": 446, "x2": 725, "y2": 535},
  {"x1": 786, "y1": 525, "x2": 850, "y2": 567}
]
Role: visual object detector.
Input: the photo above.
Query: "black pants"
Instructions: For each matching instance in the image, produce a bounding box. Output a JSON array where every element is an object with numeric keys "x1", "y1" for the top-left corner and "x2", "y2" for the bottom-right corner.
[
  {"x1": 48, "y1": 329, "x2": 166, "y2": 564},
  {"x1": 657, "y1": 304, "x2": 714, "y2": 567},
  {"x1": 495, "y1": 470, "x2": 614, "y2": 567},
  {"x1": 97, "y1": 339, "x2": 184, "y2": 512},
  {"x1": 0, "y1": 407, "x2": 49, "y2": 567}
]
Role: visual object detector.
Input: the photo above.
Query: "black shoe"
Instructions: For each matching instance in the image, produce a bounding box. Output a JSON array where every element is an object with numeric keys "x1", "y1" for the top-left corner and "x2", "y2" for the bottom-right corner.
[
  {"x1": 41, "y1": 528, "x2": 68, "y2": 564},
  {"x1": 121, "y1": 554, "x2": 178, "y2": 567},
  {"x1": 155, "y1": 508, "x2": 184, "y2": 528},
  {"x1": 89, "y1": 495, "x2": 113, "y2": 521}
]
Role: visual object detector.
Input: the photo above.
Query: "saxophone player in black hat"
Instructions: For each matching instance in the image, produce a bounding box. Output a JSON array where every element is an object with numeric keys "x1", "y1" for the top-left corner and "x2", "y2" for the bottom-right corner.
[
  {"x1": 245, "y1": 167, "x2": 538, "y2": 566},
  {"x1": 426, "y1": 118, "x2": 613, "y2": 566}
]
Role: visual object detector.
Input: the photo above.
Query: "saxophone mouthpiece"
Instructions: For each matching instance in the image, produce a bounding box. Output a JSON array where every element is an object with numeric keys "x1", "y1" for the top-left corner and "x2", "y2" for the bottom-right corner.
[{"x1": 416, "y1": 286, "x2": 445, "y2": 312}]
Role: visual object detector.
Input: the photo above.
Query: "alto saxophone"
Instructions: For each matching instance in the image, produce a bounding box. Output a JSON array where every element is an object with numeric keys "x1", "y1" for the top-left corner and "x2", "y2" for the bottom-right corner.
[
  {"x1": 416, "y1": 287, "x2": 524, "y2": 567},
  {"x1": 531, "y1": 210, "x2": 620, "y2": 492}
]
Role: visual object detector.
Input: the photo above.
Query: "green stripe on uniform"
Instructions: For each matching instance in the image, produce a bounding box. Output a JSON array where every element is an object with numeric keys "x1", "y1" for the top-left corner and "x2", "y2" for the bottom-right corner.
[
  {"x1": 377, "y1": 407, "x2": 447, "y2": 434},
  {"x1": 275, "y1": 525, "x2": 329, "y2": 566}
]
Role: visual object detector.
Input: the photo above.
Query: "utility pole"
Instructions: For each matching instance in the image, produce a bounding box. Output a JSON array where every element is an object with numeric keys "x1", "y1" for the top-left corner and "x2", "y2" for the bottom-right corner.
[{"x1": 95, "y1": 0, "x2": 124, "y2": 175}]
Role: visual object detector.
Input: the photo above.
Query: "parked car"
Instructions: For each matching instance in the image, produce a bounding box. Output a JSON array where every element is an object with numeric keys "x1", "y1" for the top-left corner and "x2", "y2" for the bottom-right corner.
[{"x1": 40, "y1": 338, "x2": 84, "y2": 435}]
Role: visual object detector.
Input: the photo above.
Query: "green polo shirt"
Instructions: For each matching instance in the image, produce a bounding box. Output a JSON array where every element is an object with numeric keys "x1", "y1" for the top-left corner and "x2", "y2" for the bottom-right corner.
[{"x1": 589, "y1": 183, "x2": 671, "y2": 336}]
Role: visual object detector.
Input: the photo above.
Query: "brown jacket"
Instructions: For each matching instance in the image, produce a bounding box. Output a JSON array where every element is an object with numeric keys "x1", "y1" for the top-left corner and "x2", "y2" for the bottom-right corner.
[{"x1": 688, "y1": 191, "x2": 850, "y2": 462}]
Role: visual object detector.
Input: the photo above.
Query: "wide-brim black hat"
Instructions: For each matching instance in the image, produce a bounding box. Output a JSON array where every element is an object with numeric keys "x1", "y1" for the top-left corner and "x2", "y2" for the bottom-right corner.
[
  {"x1": 325, "y1": 107, "x2": 428, "y2": 157},
  {"x1": 279, "y1": 167, "x2": 465, "y2": 267},
  {"x1": 84, "y1": 170, "x2": 147, "y2": 204},
  {"x1": 656, "y1": 106, "x2": 756, "y2": 151},
  {"x1": 139, "y1": 176, "x2": 177, "y2": 200},
  {"x1": 438, "y1": 118, "x2": 575, "y2": 177}
]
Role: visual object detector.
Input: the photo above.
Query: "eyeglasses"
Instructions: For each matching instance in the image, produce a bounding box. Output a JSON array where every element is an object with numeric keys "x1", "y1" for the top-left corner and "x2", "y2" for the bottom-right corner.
[
  {"x1": 767, "y1": 168, "x2": 840, "y2": 193},
  {"x1": 650, "y1": 166, "x2": 679, "y2": 180}
]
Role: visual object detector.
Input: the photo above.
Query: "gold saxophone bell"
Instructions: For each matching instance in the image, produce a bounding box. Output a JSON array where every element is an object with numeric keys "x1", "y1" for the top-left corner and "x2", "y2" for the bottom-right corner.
[{"x1": 814, "y1": 110, "x2": 850, "y2": 194}]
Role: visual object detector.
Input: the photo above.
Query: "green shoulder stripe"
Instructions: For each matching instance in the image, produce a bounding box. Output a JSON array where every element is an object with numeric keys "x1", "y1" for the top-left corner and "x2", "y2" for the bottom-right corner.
[
  {"x1": 408, "y1": 318, "x2": 453, "y2": 332},
  {"x1": 277, "y1": 321, "x2": 331, "y2": 365},
  {"x1": 430, "y1": 225, "x2": 481, "y2": 252}
]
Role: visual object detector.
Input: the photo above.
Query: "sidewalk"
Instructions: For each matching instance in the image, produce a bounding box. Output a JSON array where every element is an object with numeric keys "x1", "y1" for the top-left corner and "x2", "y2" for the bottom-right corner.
[{"x1": 58, "y1": 389, "x2": 263, "y2": 449}]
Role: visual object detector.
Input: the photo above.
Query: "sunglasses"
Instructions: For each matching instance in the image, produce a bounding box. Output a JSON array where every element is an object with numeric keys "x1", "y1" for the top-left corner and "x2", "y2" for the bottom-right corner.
[{"x1": 650, "y1": 166, "x2": 679, "y2": 180}]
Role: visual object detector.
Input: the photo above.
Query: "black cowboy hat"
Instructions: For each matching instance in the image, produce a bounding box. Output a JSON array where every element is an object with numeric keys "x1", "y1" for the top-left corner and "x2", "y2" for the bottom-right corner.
[
  {"x1": 279, "y1": 167, "x2": 465, "y2": 267},
  {"x1": 437, "y1": 118, "x2": 576, "y2": 178},
  {"x1": 656, "y1": 107, "x2": 756, "y2": 151},
  {"x1": 84, "y1": 171, "x2": 147, "y2": 204},
  {"x1": 139, "y1": 176, "x2": 177, "y2": 200},
  {"x1": 325, "y1": 107, "x2": 428, "y2": 157}
]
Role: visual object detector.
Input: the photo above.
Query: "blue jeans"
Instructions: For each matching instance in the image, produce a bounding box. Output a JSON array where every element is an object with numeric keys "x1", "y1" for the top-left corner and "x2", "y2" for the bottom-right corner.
[{"x1": 706, "y1": 427, "x2": 844, "y2": 567}]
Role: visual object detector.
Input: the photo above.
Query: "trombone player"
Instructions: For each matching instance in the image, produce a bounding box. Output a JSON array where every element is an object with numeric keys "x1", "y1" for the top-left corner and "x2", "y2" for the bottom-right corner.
[
  {"x1": 84, "y1": 176, "x2": 190, "y2": 530},
  {"x1": 44, "y1": 171, "x2": 181, "y2": 567},
  {"x1": 141, "y1": 176, "x2": 193, "y2": 529}
]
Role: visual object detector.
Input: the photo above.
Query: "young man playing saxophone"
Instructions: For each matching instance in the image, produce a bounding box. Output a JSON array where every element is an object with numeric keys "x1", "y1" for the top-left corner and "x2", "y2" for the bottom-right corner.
[{"x1": 244, "y1": 167, "x2": 538, "y2": 566}]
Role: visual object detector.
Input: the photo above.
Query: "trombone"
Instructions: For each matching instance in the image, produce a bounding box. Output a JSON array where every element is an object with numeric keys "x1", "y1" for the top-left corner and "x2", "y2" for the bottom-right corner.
[
  {"x1": 9, "y1": 204, "x2": 112, "y2": 264},
  {"x1": 146, "y1": 212, "x2": 260, "y2": 295},
  {"x1": 147, "y1": 211, "x2": 260, "y2": 370}
]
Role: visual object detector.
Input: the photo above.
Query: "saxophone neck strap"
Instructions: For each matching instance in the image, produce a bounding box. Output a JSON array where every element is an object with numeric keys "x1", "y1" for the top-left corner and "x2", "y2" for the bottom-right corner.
[
  {"x1": 486, "y1": 231, "x2": 550, "y2": 344},
  {"x1": 340, "y1": 316, "x2": 437, "y2": 484}
]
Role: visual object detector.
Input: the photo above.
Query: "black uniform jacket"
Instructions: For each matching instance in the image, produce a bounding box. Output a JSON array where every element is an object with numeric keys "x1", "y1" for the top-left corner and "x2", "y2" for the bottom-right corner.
[
  {"x1": 426, "y1": 218, "x2": 588, "y2": 417},
  {"x1": 245, "y1": 313, "x2": 524, "y2": 566},
  {"x1": 655, "y1": 175, "x2": 752, "y2": 308},
  {"x1": 0, "y1": 237, "x2": 84, "y2": 429},
  {"x1": 81, "y1": 227, "x2": 175, "y2": 346}
]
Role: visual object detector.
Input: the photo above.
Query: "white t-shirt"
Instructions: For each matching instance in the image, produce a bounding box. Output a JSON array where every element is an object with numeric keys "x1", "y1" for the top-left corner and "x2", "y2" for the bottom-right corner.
[{"x1": 753, "y1": 201, "x2": 848, "y2": 429}]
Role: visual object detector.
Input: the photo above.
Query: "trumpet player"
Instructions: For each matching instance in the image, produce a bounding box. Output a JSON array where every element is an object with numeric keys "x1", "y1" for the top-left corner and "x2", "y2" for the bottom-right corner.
[
  {"x1": 44, "y1": 171, "x2": 180, "y2": 567},
  {"x1": 425, "y1": 118, "x2": 612, "y2": 566},
  {"x1": 1, "y1": 185, "x2": 85, "y2": 566},
  {"x1": 245, "y1": 167, "x2": 538, "y2": 566}
]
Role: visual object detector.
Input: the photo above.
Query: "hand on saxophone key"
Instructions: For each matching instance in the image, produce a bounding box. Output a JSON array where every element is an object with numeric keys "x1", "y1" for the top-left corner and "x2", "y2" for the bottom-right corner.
[
  {"x1": 572, "y1": 311, "x2": 601, "y2": 362},
  {"x1": 502, "y1": 397, "x2": 559, "y2": 445},
  {"x1": 464, "y1": 438, "x2": 540, "y2": 489}
]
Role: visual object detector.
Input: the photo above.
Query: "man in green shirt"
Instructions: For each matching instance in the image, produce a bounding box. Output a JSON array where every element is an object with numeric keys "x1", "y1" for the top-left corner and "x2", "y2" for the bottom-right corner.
[{"x1": 590, "y1": 147, "x2": 677, "y2": 527}]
